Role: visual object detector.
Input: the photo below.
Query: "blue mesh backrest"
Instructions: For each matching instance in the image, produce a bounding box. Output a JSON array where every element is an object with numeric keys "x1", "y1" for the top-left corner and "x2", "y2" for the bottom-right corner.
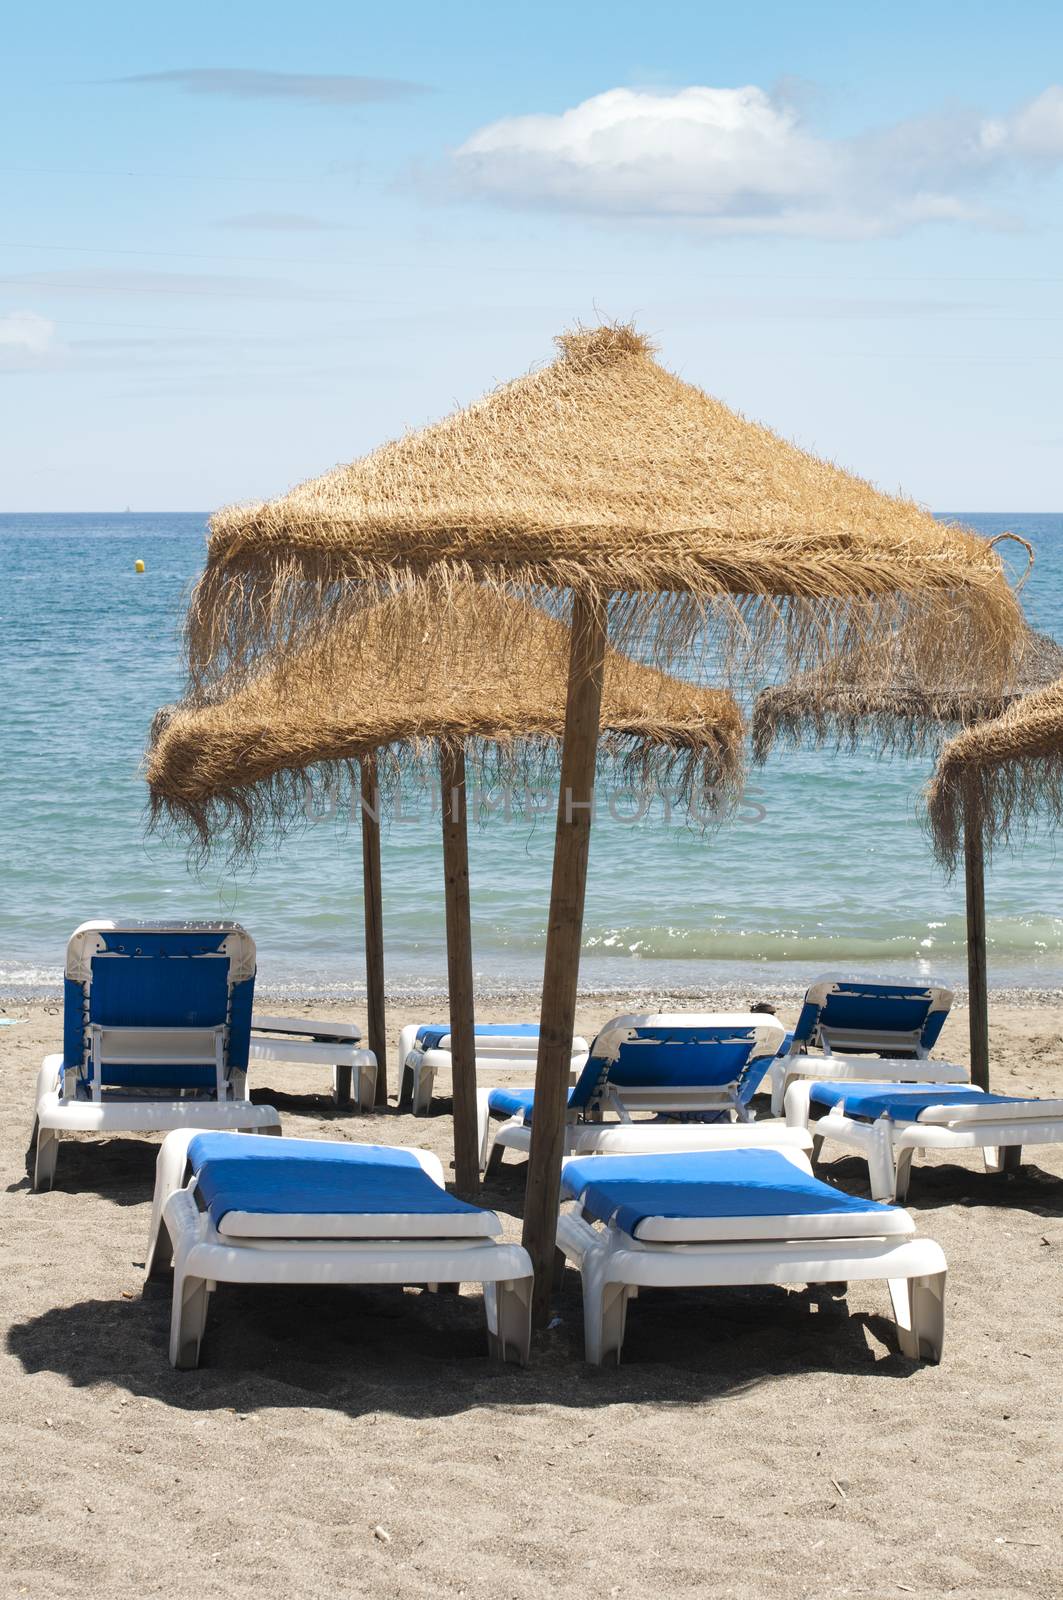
[
  {"x1": 821, "y1": 989, "x2": 930, "y2": 1035},
  {"x1": 919, "y1": 1005, "x2": 948, "y2": 1051},
  {"x1": 790, "y1": 1000, "x2": 822, "y2": 1048},
  {"x1": 570, "y1": 1024, "x2": 756, "y2": 1109},
  {"x1": 62, "y1": 926, "x2": 255, "y2": 1078},
  {"x1": 90, "y1": 956, "x2": 230, "y2": 1030},
  {"x1": 63, "y1": 977, "x2": 87, "y2": 1070},
  {"x1": 793, "y1": 980, "x2": 949, "y2": 1051}
]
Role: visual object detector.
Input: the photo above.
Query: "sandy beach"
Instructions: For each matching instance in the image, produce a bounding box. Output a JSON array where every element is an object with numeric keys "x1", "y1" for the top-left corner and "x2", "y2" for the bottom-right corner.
[{"x1": 2, "y1": 991, "x2": 1062, "y2": 1600}]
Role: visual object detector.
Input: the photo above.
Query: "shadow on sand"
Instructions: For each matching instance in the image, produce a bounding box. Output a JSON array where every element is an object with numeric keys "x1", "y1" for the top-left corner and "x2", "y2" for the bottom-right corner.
[
  {"x1": 9, "y1": 1112, "x2": 1058, "y2": 1419},
  {"x1": 813, "y1": 1151, "x2": 1063, "y2": 1218},
  {"x1": 7, "y1": 1270, "x2": 926, "y2": 1421}
]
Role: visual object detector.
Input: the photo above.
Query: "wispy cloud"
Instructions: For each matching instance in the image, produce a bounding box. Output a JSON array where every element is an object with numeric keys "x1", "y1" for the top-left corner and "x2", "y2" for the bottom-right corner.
[
  {"x1": 453, "y1": 83, "x2": 1063, "y2": 238},
  {"x1": 217, "y1": 211, "x2": 347, "y2": 232},
  {"x1": 0, "y1": 269, "x2": 342, "y2": 301},
  {"x1": 0, "y1": 309, "x2": 56, "y2": 353},
  {"x1": 0, "y1": 309, "x2": 62, "y2": 372},
  {"x1": 113, "y1": 67, "x2": 428, "y2": 106}
]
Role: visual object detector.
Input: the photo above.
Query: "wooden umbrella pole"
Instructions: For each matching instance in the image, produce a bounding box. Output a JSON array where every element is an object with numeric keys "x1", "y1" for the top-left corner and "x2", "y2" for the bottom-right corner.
[
  {"x1": 359, "y1": 754, "x2": 388, "y2": 1106},
  {"x1": 962, "y1": 777, "x2": 990, "y2": 1091},
  {"x1": 523, "y1": 594, "x2": 609, "y2": 1326},
  {"x1": 440, "y1": 743, "x2": 479, "y2": 1196}
]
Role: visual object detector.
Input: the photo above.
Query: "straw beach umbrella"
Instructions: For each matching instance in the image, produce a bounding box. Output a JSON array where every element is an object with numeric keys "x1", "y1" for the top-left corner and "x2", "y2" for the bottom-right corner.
[
  {"x1": 148, "y1": 587, "x2": 746, "y2": 1194},
  {"x1": 182, "y1": 323, "x2": 1023, "y2": 1316},
  {"x1": 928, "y1": 670, "x2": 1063, "y2": 867},
  {"x1": 753, "y1": 626, "x2": 1062, "y2": 1088}
]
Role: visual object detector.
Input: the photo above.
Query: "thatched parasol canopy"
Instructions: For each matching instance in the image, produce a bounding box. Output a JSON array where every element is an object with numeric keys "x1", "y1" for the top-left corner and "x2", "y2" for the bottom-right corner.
[
  {"x1": 753, "y1": 627, "x2": 1063, "y2": 763},
  {"x1": 148, "y1": 588, "x2": 744, "y2": 859},
  {"x1": 188, "y1": 323, "x2": 1023, "y2": 689},
  {"x1": 927, "y1": 672, "x2": 1063, "y2": 868},
  {"x1": 149, "y1": 587, "x2": 744, "y2": 1191},
  {"x1": 180, "y1": 319, "x2": 1027, "y2": 1314},
  {"x1": 751, "y1": 624, "x2": 1062, "y2": 1092}
]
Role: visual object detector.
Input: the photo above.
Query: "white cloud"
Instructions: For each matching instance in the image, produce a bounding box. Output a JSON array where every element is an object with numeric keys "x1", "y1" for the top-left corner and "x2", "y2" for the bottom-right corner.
[
  {"x1": 0, "y1": 309, "x2": 56, "y2": 354},
  {"x1": 994, "y1": 85, "x2": 1063, "y2": 159},
  {"x1": 453, "y1": 84, "x2": 1063, "y2": 237}
]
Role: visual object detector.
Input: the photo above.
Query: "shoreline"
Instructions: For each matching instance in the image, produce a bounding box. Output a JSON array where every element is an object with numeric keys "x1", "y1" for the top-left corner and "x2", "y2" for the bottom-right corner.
[{"x1": 3, "y1": 979, "x2": 1061, "y2": 1012}]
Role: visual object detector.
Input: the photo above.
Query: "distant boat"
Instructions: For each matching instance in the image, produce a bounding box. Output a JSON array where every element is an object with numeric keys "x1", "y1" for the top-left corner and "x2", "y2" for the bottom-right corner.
[{"x1": 123, "y1": 505, "x2": 132, "y2": 514}]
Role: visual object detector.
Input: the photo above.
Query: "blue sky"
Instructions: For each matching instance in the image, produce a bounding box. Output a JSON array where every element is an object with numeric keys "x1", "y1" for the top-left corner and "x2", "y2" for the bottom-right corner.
[{"x1": 2, "y1": 0, "x2": 1061, "y2": 510}]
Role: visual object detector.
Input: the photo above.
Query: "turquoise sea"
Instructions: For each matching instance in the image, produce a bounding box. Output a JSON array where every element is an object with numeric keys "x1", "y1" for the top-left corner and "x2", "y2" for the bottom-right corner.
[{"x1": 1, "y1": 512, "x2": 1060, "y2": 998}]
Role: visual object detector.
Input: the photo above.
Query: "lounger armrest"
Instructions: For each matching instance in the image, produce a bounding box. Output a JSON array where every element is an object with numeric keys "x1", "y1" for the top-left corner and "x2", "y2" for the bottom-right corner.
[
  {"x1": 918, "y1": 1098, "x2": 1063, "y2": 1126},
  {"x1": 253, "y1": 1014, "x2": 362, "y2": 1043},
  {"x1": 784, "y1": 1056, "x2": 968, "y2": 1085}
]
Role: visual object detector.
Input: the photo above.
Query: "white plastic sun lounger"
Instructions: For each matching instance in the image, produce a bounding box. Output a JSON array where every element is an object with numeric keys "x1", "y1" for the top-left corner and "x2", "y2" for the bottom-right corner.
[
  {"x1": 145, "y1": 1130, "x2": 534, "y2": 1369},
  {"x1": 792, "y1": 1080, "x2": 1063, "y2": 1202},
  {"x1": 480, "y1": 1013, "x2": 794, "y2": 1173},
  {"x1": 31, "y1": 920, "x2": 281, "y2": 1190},
  {"x1": 557, "y1": 1148, "x2": 947, "y2": 1365},
  {"x1": 769, "y1": 976, "x2": 966, "y2": 1116},
  {"x1": 398, "y1": 1022, "x2": 590, "y2": 1116},
  {"x1": 250, "y1": 1014, "x2": 377, "y2": 1110}
]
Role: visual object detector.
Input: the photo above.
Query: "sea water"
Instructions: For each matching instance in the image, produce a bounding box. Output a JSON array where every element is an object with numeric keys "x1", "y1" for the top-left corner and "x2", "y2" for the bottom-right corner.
[{"x1": 1, "y1": 512, "x2": 1060, "y2": 997}]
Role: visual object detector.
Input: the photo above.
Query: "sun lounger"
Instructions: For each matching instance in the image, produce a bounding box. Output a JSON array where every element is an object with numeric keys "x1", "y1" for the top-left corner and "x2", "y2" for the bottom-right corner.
[
  {"x1": 30, "y1": 920, "x2": 280, "y2": 1190},
  {"x1": 480, "y1": 1013, "x2": 796, "y2": 1173},
  {"x1": 145, "y1": 1130, "x2": 534, "y2": 1368},
  {"x1": 769, "y1": 976, "x2": 966, "y2": 1116},
  {"x1": 795, "y1": 1080, "x2": 1063, "y2": 1201},
  {"x1": 557, "y1": 1147, "x2": 947, "y2": 1365},
  {"x1": 250, "y1": 1014, "x2": 377, "y2": 1110},
  {"x1": 398, "y1": 1022, "x2": 590, "y2": 1115}
]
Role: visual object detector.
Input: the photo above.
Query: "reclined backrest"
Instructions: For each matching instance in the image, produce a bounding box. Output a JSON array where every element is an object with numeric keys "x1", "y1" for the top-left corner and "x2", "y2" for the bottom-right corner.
[
  {"x1": 569, "y1": 1013, "x2": 787, "y2": 1113},
  {"x1": 62, "y1": 920, "x2": 256, "y2": 1092},
  {"x1": 790, "y1": 977, "x2": 952, "y2": 1059}
]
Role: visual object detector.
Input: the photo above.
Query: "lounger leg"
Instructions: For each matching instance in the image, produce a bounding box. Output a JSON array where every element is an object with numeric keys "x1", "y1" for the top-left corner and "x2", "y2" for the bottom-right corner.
[
  {"x1": 485, "y1": 1140, "x2": 508, "y2": 1178},
  {"x1": 333, "y1": 1062, "x2": 353, "y2": 1108},
  {"x1": 145, "y1": 1215, "x2": 174, "y2": 1281},
  {"x1": 484, "y1": 1277, "x2": 532, "y2": 1365},
  {"x1": 984, "y1": 1144, "x2": 1022, "y2": 1175},
  {"x1": 170, "y1": 1271, "x2": 212, "y2": 1370},
  {"x1": 893, "y1": 1147, "x2": 915, "y2": 1202},
  {"x1": 784, "y1": 1081, "x2": 813, "y2": 1130},
  {"x1": 412, "y1": 1060, "x2": 435, "y2": 1116},
  {"x1": 868, "y1": 1121, "x2": 899, "y2": 1202},
  {"x1": 357, "y1": 1057, "x2": 377, "y2": 1113},
  {"x1": 476, "y1": 1090, "x2": 492, "y2": 1172},
  {"x1": 31, "y1": 1121, "x2": 59, "y2": 1192},
  {"x1": 889, "y1": 1272, "x2": 945, "y2": 1363},
  {"x1": 581, "y1": 1259, "x2": 633, "y2": 1365},
  {"x1": 810, "y1": 1133, "x2": 825, "y2": 1166}
]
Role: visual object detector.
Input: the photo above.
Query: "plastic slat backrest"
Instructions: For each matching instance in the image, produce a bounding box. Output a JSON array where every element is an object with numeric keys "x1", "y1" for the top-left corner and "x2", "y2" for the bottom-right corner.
[
  {"x1": 63, "y1": 923, "x2": 255, "y2": 1089},
  {"x1": 569, "y1": 1022, "x2": 757, "y2": 1111},
  {"x1": 792, "y1": 979, "x2": 951, "y2": 1054}
]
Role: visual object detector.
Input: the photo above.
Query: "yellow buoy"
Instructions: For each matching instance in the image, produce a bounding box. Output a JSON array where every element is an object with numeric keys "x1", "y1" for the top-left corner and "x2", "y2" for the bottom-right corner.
[{"x1": 134, "y1": 559, "x2": 146, "y2": 573}]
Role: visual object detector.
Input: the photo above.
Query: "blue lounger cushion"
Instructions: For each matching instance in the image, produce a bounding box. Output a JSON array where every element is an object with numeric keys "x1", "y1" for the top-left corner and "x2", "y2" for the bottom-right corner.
[
  {"x1": 487, "y1": 1086, "x2": 579, "y2": 1121},
  {"x1": 415, "y1": 1023, "x2": 540, "y2": 1051},
  {"x1": 561, "y1": 1149, "x2": 907, "y2": 1242},
  {"x1": 187, "y1": 1133, "x2": 500, "y2": 1239},
  {"x1": 808, "y1": 1082, "x2": 1030, "y2": 1122}
]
